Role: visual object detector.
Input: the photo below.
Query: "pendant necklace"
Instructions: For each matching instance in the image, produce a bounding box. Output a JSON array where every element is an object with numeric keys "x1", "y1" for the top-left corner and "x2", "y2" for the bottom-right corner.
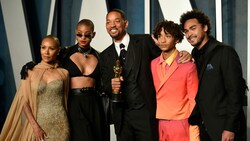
[{"x1": 78, "y1": 47, "x2": 92, "y2": 58}]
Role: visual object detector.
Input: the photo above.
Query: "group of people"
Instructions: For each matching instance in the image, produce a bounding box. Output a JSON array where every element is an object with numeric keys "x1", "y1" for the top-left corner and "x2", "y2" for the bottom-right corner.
[{"x1": 0, "y1": 8, "x2": 247, "y2": 141}]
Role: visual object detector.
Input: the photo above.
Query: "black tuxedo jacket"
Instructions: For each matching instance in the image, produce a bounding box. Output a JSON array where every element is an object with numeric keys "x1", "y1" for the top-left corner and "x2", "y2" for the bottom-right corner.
[
  {"x1": 100, "y1": 34, "x2": 160, "y2": 134},
  {"x1": 190, "y1": 37, "x2": 246, "y2": 141}
]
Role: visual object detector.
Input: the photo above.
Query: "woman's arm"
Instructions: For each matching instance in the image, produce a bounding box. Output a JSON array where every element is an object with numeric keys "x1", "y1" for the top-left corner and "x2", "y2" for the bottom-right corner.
[{"x1": 23, "y1": 102, "x2": 47, "y2": 141}]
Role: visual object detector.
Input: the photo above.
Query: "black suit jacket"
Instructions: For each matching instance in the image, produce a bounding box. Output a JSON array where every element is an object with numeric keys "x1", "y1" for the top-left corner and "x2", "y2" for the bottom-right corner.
[
  {"x1": 100, "y1": 34, "x2": 160, "y2": 134},
  {"x1": 190, "y1": 37, "x2": 246, "y2": 141}
]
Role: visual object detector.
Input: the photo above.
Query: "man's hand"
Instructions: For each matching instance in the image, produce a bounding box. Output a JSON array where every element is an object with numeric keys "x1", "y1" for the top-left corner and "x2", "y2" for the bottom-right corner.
[
  {"x1": 178, "y1": 51, "x2": 192, "y2": 63},
  {"x1": 20, "y1": 61, "x2": 36, "y2": 79},
  {"x1": 222, "y1": 130, "x2": 235, "y2": 141},
  {"x1": 111, "y1": 76, "x2": 123, "y2": 93}
]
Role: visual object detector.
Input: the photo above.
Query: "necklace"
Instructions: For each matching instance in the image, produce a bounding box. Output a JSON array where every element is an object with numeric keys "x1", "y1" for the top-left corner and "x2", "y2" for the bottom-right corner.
[{"x1": 78, "y1": 47, "x2": 92, "y2": 58}]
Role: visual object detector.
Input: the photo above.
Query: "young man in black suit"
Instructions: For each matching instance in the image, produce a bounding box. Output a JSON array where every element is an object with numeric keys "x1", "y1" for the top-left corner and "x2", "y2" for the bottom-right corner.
[
  {"x1": 100, "y1": 9, "x2": 191, "y2": 141},
  {"x1": 180, "y1": 9, "x2": 247, "y2": 141}
]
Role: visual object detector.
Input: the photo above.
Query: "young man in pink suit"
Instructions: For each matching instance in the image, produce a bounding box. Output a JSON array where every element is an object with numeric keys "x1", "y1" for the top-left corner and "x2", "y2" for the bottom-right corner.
[{"x1": 151, "y1": 20, "x2": 199, "y2": 141}]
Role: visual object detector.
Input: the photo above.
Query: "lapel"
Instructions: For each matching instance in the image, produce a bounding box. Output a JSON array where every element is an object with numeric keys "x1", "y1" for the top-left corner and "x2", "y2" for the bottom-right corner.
[
  {"x1": 106, "y1": 43, "x2": 119, "y2": 72},
  {"x1": 123, "y1": 35, "x2": 142, "y2": 79},
  {"x1": 156, "y1": 60, "x2": 178, "y2": 92},
  {"x1": 198, "y1": 38, "x2": 221, "y2": 81}
]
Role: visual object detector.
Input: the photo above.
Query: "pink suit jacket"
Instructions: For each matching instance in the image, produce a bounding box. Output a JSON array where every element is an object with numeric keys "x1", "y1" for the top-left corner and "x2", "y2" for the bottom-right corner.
[{"x1": 151, "y1": 53, "x2": 198, "y2": 120}]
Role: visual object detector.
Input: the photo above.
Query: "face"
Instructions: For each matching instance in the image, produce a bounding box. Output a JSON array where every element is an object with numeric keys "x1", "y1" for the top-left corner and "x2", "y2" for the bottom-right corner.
[
  {"x1": 40, "y1": 38, "x2": 60, "y2": 64},
  {"x1": 183, "y1": 18, "x2": 208, "y2": 49},
  {"x1": 106, "y1": 11, "x2": 128, "y2": 42},
  {"x1": 76, "y1": 24, "x2": 95, "y2": 48},
  {"x1": 157, "y1": 28, "x2": 177, "y2": 53}
]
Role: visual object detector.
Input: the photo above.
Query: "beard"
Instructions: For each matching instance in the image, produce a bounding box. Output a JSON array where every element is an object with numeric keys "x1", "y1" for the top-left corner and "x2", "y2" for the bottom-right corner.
[
  {"x1": 109, "y1": 31, "x2": 126, "y2": 42},
  {"x1": 189, "y1": 34, "x2": 206, "y2": 49}
]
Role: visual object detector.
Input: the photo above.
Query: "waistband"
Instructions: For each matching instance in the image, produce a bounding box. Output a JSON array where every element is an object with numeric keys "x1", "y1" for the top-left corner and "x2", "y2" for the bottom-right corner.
[{"x1": 70, "y1": 87, "x2": 98, "y2": 96}]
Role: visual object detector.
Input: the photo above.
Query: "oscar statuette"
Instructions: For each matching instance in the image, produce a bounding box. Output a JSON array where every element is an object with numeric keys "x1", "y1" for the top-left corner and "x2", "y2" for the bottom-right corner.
[{"x1": 111, "y1": 60, "x2": 123, "y2": 102}]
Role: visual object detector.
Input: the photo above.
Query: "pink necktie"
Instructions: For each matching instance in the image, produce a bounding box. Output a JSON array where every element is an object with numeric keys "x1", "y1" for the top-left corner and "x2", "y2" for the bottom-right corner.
[{"x1": 161, "y1": 61, "x2": 167, "y2": 77}]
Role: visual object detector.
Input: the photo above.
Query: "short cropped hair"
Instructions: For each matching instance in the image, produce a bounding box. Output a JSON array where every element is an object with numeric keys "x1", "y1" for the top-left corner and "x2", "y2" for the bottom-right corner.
[
  {"x1": 76, "y1": 19, "x2": 95, "y2": 32},
  {"x1": 107, "y1": 8, "x2": 127, "y2": 20},
  {"x1": 44, "y1": 35, "x2": 60, "y2": 47}
]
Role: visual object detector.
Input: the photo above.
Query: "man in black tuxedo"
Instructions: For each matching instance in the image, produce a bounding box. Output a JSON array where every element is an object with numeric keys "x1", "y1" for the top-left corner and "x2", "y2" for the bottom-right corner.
[
  {"x1": 180, "y1": 9, "x2": 247, "y2": 141},
  {"x1": 100, "y1": 9, "x2": 191, "y2": 141}
]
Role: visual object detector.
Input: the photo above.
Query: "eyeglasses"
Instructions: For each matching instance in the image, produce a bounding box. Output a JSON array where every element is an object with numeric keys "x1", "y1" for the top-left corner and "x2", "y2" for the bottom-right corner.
[{"x1": 76, "y1": 33, "x2": 92, "y2": 38}]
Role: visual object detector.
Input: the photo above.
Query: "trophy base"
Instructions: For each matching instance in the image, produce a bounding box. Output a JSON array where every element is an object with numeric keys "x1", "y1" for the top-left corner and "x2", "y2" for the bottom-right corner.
[{"x1": 111, "y1": 94, "x2": 123, "y2": 103}]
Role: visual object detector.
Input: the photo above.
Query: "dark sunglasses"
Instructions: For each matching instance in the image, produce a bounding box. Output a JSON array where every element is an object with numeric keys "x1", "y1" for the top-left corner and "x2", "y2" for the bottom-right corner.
[{"x1": 76, "y1": 33, "x2": 92, "y2": 38}]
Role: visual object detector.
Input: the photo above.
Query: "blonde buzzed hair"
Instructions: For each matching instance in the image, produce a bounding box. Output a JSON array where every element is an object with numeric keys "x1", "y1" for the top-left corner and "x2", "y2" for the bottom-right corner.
[{"x1": 43, "y1": 35, "x2": 60, "y2": 47}]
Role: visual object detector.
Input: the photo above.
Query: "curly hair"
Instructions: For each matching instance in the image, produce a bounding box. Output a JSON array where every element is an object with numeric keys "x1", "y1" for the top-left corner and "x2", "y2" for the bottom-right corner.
[
  {"x1": 180, "y1": 9, "x2": 211, "y2": 35},
  {"x1": 153, "y1": 20, "x2": 184, "y2": 43}
]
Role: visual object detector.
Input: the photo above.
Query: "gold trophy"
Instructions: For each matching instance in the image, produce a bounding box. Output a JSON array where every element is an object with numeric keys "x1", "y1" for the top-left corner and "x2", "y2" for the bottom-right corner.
[{"x1": 111, "y1": 60, "x2": 123, "y2": 102}]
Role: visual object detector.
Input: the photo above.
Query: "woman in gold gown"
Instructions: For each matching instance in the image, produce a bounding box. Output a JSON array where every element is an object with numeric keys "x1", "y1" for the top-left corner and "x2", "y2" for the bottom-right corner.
[{"x1": 0, "y1": 35, "x2": 70, "y2": 141}]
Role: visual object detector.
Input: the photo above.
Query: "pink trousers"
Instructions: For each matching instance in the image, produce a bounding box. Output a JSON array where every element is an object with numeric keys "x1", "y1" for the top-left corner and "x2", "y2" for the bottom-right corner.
[{"x1": 158, "y1": 119, "x2": 189, "y2": 141}]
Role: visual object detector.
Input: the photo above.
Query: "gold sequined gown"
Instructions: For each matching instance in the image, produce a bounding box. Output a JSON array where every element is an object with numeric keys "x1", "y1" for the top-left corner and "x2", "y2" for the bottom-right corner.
[{"x1": 36, "y1": 80, "x2": 69, "y2": 141}]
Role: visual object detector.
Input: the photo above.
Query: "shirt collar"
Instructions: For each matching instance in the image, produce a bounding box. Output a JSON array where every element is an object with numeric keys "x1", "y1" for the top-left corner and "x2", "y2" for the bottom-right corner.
[
  {"x1": 159, "y1": 49, "x2": 178, "y2": 66},
  {"x1": 114, "y1": 33, "x2": 130, "y2": 51}
]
